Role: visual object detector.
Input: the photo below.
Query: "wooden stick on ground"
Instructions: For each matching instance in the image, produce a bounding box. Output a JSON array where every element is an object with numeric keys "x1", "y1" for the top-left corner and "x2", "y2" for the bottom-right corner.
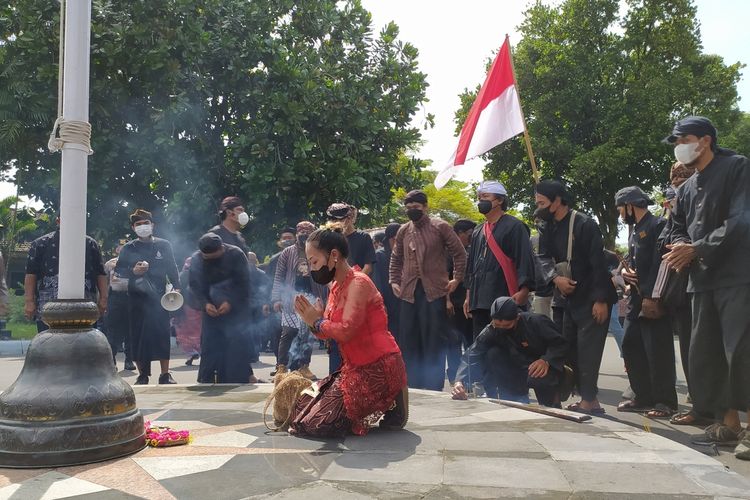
[{"x1": 490, "y1": 399, "x2": 592, "y2": 423}]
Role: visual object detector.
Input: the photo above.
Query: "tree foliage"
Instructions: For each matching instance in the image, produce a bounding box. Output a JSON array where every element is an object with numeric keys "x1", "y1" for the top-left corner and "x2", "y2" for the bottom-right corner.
[
  {"x1": 455, "y1": 0, "x2": 743, "y2": 245},
  {"x1": 0, "y1": 196, "x2": 41, "y2": 274},
  {"x1": 0, "y1": 0, "x2": 429, "y2": 259},
  {"x1": 392, "y1": 170, "x2": 482, "y2": 225}
]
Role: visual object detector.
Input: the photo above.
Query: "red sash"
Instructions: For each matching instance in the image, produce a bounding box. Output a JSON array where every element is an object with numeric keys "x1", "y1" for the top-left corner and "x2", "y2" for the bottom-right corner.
[{"x1": 484, "y1": 221, "x2": 519, "y2": 296}]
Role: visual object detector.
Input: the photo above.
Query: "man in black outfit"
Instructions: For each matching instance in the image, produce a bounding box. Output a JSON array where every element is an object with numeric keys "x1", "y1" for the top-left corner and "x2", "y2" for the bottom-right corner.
[
  {"x1": 662, "y1": 116, "x2": 750, "y2": 458},
  {"x1": 614, "y1": 186, "x2": 677, "y2": 418},
  {"x1": 208, "y1": 196, "x2": 250, "y2": 253},
  {"x1": 451, "y1": 297, "x2": 569, "y2": 407},
  {"x1": 24, "y1": 218, "x2": 107, "y2": 333},
  {"x1": 326, "y1": 203, "x2": 376, "y2": 275},
  {"x1": 446, "y1": 219, "x2": 476, "y2": 383},
  {"x1": 535, "y1": 180, "x2": 617, "y2": 415},
  {"x1": 464, "y1": 181, "x2": 536, "y2": 339},
  {"x1": 189, "y1": 233, "x2": 252, "y2": 384},
  {"x1": 208, "y1": 196, "x2": 260, "y2": 382},
  {"x1": 373, "y1": 223, "x2": 402, "y2": 340}
]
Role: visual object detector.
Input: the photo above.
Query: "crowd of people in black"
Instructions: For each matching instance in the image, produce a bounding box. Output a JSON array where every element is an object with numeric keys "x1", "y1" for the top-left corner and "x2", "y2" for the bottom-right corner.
[{"x1": 21, "y1": 116, "x2": 749, "y2": 458}]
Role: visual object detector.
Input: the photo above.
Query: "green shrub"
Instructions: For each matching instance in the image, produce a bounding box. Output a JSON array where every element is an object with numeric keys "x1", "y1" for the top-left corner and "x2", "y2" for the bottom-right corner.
[{"x1": 7, "y1": 290, "x2": 33, "y2": 324}]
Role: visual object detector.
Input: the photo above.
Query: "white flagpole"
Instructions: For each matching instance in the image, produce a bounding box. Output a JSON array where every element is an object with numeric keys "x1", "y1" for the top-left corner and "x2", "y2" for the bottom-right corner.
[{"x1": 57, "y1": 0, "x2": 92, "y2": 299}]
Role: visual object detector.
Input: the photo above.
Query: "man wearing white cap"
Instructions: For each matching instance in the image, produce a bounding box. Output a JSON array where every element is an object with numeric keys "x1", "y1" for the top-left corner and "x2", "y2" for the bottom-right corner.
[{"x1": 464, "y1": 180, "x2": 536, "y2": 340}]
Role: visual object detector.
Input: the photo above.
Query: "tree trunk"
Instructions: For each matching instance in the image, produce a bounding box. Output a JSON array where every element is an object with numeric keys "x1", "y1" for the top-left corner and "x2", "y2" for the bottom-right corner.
[{"x1": 593, "y1": 206, "x2": 619, "y2": 250}]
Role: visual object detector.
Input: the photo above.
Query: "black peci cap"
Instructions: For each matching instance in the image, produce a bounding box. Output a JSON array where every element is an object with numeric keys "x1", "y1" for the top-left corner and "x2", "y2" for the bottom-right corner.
[
  {"x1": 614, "y1": 186, "x2": 653, "y2": 208},
  {"x1": 198, "y1": 233, "x2": 223, "y2": 253},
  {"x1": 663, "y1": 116, "x2": 717, "y2": 144}
]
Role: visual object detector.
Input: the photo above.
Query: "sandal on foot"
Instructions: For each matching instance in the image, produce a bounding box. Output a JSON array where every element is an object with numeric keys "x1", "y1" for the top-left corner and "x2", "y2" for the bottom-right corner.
[
  {"x1": 566, "y1": 402, "x2": 606, "y2": 415},
  {"x1": 691, "y1": 423, "x2": 742, "y2": 447},
  {"x1": 735, "y1": 430, "x2": 750, "y2": 460},
  {"x1": 646, "y1": 404, "x2": 675, "y2": 419},
  {"x1": 669, "y1": 410, "x2": 714, "y2": 426},
  {"x1": 617, "y1": 400, "x2": 651, "y2": 413}
]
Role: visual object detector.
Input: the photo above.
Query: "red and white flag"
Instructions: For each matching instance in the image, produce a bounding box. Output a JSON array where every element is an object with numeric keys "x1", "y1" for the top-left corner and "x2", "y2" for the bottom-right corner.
[{"x1": 435, "y1": 37, "x2": 525, "y2": 188}]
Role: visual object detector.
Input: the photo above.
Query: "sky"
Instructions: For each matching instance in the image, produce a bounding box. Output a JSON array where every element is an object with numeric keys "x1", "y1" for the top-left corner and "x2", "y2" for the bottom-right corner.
[
  {"x1": 2, "y1": 0, "x2": 748, "y2": 206},
  {"x1": 361, "y1": 0, "x2": 750, "y2": 183}
]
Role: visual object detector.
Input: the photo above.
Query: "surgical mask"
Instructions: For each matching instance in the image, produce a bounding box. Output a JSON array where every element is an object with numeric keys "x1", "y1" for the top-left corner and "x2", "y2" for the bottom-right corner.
[
  {"x1": 134, "y1": 223, "x2": 153, "y2": 238},
  {"x1": 310, "y1": 255, "x2": 336, "y2": 285},
  {"x1": 237, "y1": 211, "x2": 250, "y2": 226},
  {"x1": 279, "y1": 239, "x2": 295, "y2": 248},
  {"x1": 536, "y1": 207, "x2": 554, "y2": 222},
  {"x1": 406, "y1": 208, "x2": 423, "y2": 222},
  {"x1": 477, "y1": 200, "x2": 494, "y2": 215},
  {"x1": 674, "y1": 142, "x2": 701, "y2": 164}
]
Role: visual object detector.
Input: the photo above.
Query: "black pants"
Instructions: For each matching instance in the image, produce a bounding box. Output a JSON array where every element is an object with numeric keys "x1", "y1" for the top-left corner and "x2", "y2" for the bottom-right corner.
[
  {"x1": 471, "y1": 309, "x2": 492, "y2": 342},
  {"x1": 691, "y1": 284, "x2": 750, "y2": 415},
  {"x1": 446, "y1": 300, "x2": 473, "y2": 382},
  {"x1": 198, "y1": 313, "x2": 251, "y2": 383},
  {"x1": 269, "y1": 314, "x2": 282, "y2": 356},
  {"x1": 484, "y1": 345, "x2": 562, "y2": 406},
  {"x1": 399, "y1": 281, "x2": 448, "y2": 391},
  {"x1": 668, "y1": 303, "x2": 692, "y2": 389},
  {"x1": 277, "y1": 326, "x2": 312, "y2": 367},
  {"x1": 563, "y1": 301, "x2": 609, "y2": 402},
  {"x1": 552, "y1": 306, "x2": 565, "y2": 333},
  {"x1": 623, "y1": 312, "x2": 677, "y2": 409},
  {"x1": 104, "y1": 292, "x2": 132, "y2": 363}
]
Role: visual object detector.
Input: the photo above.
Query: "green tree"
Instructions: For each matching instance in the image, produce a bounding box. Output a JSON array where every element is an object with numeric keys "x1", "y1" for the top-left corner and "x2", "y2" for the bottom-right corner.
[
  {"x1": 393, "y1": 171, "x2": 482, "y2": 224},
  {"x1": 723, "y1": 112, "x2": 750, "y2": 155},
  {"x1": 0, "y1": 0, "x2": 429, "y2": 259},
  {"x1": 0, "y1": 196, "x2": 40, "y2": 275},
  {"x1": 454, "y1": 0, "x2": 743, "y2": 245},
  {"x1": 366, "y1": 168, "x2": 482, "y2": 227}
]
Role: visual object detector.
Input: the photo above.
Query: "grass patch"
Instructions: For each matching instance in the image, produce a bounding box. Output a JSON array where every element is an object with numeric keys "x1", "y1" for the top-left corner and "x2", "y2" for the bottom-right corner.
[{"x1": 5, "y1": 322, "x2": 37, "y2": 340}]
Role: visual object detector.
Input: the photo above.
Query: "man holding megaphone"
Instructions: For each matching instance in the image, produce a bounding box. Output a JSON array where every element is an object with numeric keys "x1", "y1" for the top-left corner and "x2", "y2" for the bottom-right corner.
[{"x1": 115, "y1": 209, "x2": 181, "y2": 385}]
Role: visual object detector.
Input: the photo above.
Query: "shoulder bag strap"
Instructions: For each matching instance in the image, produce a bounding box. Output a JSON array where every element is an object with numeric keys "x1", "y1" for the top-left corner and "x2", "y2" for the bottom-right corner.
[{"x1": 566, "y1": 210, "x2": 577, "y2": 262}]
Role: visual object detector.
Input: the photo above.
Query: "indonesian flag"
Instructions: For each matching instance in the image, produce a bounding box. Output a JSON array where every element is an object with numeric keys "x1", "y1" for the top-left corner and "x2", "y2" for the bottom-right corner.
[{"x1": 435, "y1": 38, "x2": 525, "y2": 189}]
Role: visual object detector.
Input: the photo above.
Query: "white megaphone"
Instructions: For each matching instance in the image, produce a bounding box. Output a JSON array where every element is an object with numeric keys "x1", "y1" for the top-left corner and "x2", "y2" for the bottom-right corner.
[{"x1": 161, "y1": 286, "x2": 184, "y2": 312}]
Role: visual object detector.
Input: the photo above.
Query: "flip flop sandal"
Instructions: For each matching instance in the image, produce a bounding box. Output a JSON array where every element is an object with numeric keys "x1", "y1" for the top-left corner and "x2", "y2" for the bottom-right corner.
[
  {"x1": 646, "y1": 404, "x2": 675, "y2": 419},
  {"x1": 566, "y1": 402, "x2": 606, "y2": 415},
  {"x1": 617, "y1": 400, "x2": 651, "y2": 413},
  {"x1": 669, "y1": 410, "x2": 713, "y2": 426}
]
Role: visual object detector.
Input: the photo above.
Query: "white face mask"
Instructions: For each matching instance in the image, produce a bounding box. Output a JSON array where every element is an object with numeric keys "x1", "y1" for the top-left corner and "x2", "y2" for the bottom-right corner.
[
  {"x1": 237, "y1": 211, "x2": 250, "y2": 227},
  {"x1": 674, "y1": 142, "x2": 701, "y2": 165},
  {"x1": 134, "y1": 223, "x2": 153, "y2": 238}
]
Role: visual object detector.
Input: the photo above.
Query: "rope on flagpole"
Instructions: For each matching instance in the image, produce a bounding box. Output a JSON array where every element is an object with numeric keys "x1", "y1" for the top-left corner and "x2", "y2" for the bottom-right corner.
[
  {"x1": 47, "y1": 0, "x2": 93, "y2": 155},
  {"x1": 506, "y1": 35, "x2": 539, "y2": 184}
]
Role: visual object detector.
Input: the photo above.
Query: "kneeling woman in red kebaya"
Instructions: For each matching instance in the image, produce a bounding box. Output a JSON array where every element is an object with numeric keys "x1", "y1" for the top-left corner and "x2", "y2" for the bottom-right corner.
[{"x1": 292, "y1": 223, "x2": 408, "y2": 437}]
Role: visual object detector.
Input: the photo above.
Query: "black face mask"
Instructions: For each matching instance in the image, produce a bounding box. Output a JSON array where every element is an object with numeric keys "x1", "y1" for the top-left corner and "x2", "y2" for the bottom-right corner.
[
  {"x1": 477, "y1": 200, "x2": 494, "y2": 215},
  {"x1": 297, "y1": 234, "x2": 308, "y2": 246},
  {"x1": 491, "y1": 326, "x2": 514, "y2": 336},
  {"x1": 536, "y1": 206, "x2": 554, "y2": 222},
  {"x1": 406, "y1": 208, "x2": 423, "y2": 222},
  {"x1": 310, "y1": 255, "x2": 336, "y2": 285},
  {"x1": 623, "y1": 209, "x2": 637, "y2": 226}
]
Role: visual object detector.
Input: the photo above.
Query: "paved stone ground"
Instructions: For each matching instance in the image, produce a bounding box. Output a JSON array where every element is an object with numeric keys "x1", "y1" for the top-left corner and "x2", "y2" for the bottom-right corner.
[
  {"x1": 2, "y1": 384, "x2": 750, "y2": 499},
  {"x1": 1, "y1": 338, "x2": 749, "y2": 499}
]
